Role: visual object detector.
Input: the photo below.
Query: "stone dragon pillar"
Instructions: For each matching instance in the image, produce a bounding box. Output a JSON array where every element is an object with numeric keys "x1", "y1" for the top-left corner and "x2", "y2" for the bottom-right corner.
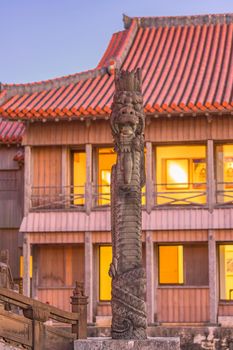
[{"x1": 109, "y1": 69, "x2": 147, "y2": 339}]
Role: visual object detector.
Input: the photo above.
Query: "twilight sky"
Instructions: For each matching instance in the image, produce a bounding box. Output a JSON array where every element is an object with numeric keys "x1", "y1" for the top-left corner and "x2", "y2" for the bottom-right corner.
[{"x1": 1, "y1": 0, "x2": 233, "y2": 84}]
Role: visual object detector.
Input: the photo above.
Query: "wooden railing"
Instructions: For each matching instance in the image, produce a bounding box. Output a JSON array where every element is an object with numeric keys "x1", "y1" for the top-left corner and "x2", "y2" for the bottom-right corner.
[
  {"x1": 31, "y1": 184, "x2": 146, "y2": 211},
  {"x1": 154, "y1": 182, "x2": 207, "y2": 207},
  {"x1": 0, "y1": 282, "x2": 88, "y2": 350},
  {"x1": 216, "y1": 182, "x2": 233, "y2": 206}
]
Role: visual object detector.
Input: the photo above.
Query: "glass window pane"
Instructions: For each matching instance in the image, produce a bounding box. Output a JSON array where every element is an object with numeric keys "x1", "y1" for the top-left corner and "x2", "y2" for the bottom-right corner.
[
  {"x1": 159, "y1": 246, "x2": 183, "y2": 284},
  {"x1": 99, "y1": 246, "x2": 112, "y2": 301},
  {"x1": 98, "y1": 148, "x2": 116, "y2": 206},
  {"x1": 156, "y1": 145, "x2": 206, "y2": 205},
  {"x1": 73, "y1": 152, "x2": 86, "y2": 205},
  {"x1": 219, "y1": 245, "x2": 233, "y2": 300},
  {"x1": 216, "y1": 145, "x2": 233, "y2": 204}
]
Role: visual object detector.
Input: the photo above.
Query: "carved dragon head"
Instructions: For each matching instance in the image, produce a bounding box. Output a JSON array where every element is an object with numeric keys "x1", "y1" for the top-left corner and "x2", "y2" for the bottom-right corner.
[{"x1": 110, "y1": 69, "x2": 145, "y2": 150}]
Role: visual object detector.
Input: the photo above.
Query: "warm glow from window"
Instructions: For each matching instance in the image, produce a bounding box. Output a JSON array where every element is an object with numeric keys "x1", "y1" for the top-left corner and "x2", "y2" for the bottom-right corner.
[
  {"x1": 73, "y1": 152, "x2": 86, "y2": 205},
  {"x1": 219, "y1": 245, "x2": 233, "y2": 300},
  {"x1": 156, "y1": 145, "x2": 206, "y2": 205},
  {"x1": 159, "y1": 246, "x2": 183, "y2": 284},
  {"x1": 168, "y1": 163, "x2": 188, "y2": 184},
  {"x1": 99, "y1": 246, "x2": 112, "y2": 301},
  {"x1": 98, "y1": 148, "x2": 116, "y2": 205}
]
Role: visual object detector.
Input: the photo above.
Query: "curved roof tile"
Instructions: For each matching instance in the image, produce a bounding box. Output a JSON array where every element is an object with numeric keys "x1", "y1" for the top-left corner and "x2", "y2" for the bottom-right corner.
[
  {"x1": 0, "y1": 121, "x2": 25, "y2": 144},
  {"x1": 1, "y1": 13, "x2": 233, "y2": 120}
]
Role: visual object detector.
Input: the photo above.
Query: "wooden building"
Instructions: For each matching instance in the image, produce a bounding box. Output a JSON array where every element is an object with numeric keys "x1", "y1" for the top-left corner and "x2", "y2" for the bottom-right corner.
[
  {"x1": 1, "y1": 13, "x2": 233, "y2": 326},
  {"x1": 0, "y1": 121, "x2": 25, "y2": 280}
]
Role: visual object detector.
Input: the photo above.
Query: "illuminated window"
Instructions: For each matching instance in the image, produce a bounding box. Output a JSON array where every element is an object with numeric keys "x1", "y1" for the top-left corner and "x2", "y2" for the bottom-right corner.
[
  {"x1": 216, "y1": 145, "x2": 233, "y2": 203},
  {"x1": 159, "y1": 244, "x2": 208, "y2": 285},
  {"x1": 98, "y1": 148, "x2": 116, "y2": 205},
  {"x1": 219, "y1": 245, "x2": 233, "y2": 300},
  {"x1": 73, "y1": 152, "x2": 86, "y2": 205},
  {"x1": 156, "y1": 145, "x2": 206, "y2": 205},
  {"x1": 99, "y1": 246, "x2": 112, "y2": 301},
  {"x1": 159, "y1": 246, "x2": 184, "y2": 284}
]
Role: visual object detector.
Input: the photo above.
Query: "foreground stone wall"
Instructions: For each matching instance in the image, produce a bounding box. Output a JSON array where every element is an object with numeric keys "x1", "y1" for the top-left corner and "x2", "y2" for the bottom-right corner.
[
  {"x1": 148, "y1": 326, "x2": 233, "y2": 350},
  {"x1": 87, "y1": 326, "x2": 233, "y2": 350}
]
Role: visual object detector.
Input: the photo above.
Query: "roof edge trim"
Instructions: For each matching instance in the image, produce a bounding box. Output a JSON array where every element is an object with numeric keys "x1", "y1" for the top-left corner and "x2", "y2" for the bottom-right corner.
[
  {"x1": 2, "y1": 67, "x2": 108, "y2": 98},
  {"x1": 123, "y1": 13, "x2": 233, "y2": 28}
]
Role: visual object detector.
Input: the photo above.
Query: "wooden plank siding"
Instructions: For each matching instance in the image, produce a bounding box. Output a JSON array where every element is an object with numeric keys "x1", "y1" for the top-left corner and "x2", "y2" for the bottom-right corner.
[
  {"x1": 157, "y1": 288, "x2": 209, "y2": 323},
  {"x1": 37, "y1": 288, "x2": 73, "y2": 312},
  {"x1": 35, "y1": 244, "x2": 85, "y2": 312},
  {"x1": 23, "y1": 116, "x2": 233, "y2": 147},
  {"x1": 0, "y1": 146, "x2": 24, "y2": 228},
  {"x1": 0, "y1": 229, "x2": 21, "y2": 278},
  {"x1": 152, "y1": 230, "x2": 208, "y2": 242},
  {"x1": 29, "y1": 232, "x2": 85, "y2": 244},
  {"x1": 32, "y1": 146, "x2": 62, "y2": 209}
]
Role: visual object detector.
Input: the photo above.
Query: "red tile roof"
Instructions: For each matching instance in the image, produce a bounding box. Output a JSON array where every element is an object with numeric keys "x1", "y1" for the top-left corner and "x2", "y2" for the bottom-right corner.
[
  {"x1": 0, "y1": 121, "x2": 25, "y2": 144},
  {"x1": 1, "y1": 13, "x2": 233, "y2": 120}
]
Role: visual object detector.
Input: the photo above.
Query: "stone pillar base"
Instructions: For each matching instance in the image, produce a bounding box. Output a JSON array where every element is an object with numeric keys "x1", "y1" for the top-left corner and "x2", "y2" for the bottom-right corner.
[{"x1": 74, "y1": 337, "x2": 180, "y2": 349}]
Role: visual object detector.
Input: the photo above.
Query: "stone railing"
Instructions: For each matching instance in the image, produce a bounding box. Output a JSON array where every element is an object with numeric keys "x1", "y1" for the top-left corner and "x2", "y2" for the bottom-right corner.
[{"x1": 0, "y1": 282, "x2": 88, "y2": 350}]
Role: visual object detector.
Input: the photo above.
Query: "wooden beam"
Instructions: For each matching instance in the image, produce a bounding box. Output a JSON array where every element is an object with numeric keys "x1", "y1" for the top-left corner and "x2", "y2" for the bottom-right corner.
[
  {"x1": 24, "y1": 146, "x2": 32, "y2": 216},
  {"x1": 84, "y1": 232, "x2": 93, "y2": 323},
  {"x1": 208, "y1": 230, "x2": 218, "y2": 324},
  {"x1": 145, "y1": 142, "x2": 154, "y2": 214},
  {"x1": 61, "y1": 146, "x2": 70, "y2": 208},
  {"x1": 85, "y1": 144, "x2": 92, "y2": 215},
  {"x1": 23, "y1": 234, "x2": 31, "y2": 297},
  {"x1": 207, "y1": 140, "x2": 215, "y2": 212},
  {"x1": 146, "y1": 231, "x2": 155, "y2": 324}
]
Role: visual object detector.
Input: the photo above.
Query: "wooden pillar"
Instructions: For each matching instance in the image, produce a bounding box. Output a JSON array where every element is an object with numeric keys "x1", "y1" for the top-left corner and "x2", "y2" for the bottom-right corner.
[
  {"x1": 84, "y1": 231, "x2": 93, "y2": 323},
  {"x1": 145, "y1": 142, "x2": 153, "y2": 214},
  {"x1": 146, "y1": 231, "x2": 155, "y2": 324},
  {"x1": 23, "y1": 234, "x2": 31, "y2": 297},
  {"x1": 207, "y1": 140, "x2": 215, "y2": 212},
  {"x1": 208, "y1": 230, "x2": 218, "y2": 324},
  {"x1": 24, "y1": 146, "x2": 32, "y2": 215},
  {"x1": 61, "y1": 146, "x2": 70, "y2": 208},
  {"x1": 85, "y1": 144, "x2": 92, "y2": 215}
]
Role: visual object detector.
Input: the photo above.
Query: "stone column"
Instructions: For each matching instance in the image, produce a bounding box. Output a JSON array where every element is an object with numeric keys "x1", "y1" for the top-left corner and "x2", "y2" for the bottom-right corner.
[
  {"x1": 23, "y1": 234, "x2": 31, "y2": 297},
  {"x1": 24, "y1": 146, "x2": 32, "y2": 215},
  {"x1": 207, "y1": 140, "x2": 215, "y2": 212},
  {"x1": 208, "y1": 230, "x2": 218, "y2": 324},
  {"x1": 145, "y1": 142, "x2": 153, "y2": 214},
  {"x1": 84, "y1": 231, "x2": 93, "y2": 323},
  {"x1": 146, "y1": 231, "x2": 154, "y2": 324},
  {"x1": 85, "y1": 144, "x2": 92, "y2": 215}
]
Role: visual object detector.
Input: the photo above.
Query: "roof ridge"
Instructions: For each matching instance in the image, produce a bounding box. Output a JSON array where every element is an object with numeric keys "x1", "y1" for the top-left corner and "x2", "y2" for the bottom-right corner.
[
  {"x1": 123, "y1": 13, "x2": 233, "y2": 29},
  {"x1": 97, "y1": 18, "x2": 138, "y2": 72},
  {"x1": 2, "y1": 67, "x2": 107, "y2": 97}
]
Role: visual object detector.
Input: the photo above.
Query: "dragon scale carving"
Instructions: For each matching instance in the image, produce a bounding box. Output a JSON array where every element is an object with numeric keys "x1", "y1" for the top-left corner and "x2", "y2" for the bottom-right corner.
[{"x1": 109, "y1": 69, "x2": 147, "y2": 339}]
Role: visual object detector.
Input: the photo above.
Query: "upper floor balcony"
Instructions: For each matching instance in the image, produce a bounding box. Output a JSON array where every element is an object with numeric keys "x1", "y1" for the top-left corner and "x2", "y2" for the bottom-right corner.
[{"x1": 25, "y1": 143, "x2": 233, "y2": 214}]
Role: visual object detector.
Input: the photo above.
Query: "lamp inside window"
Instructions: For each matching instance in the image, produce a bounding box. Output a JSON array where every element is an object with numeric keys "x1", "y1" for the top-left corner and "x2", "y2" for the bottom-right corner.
[{"x1": 165, "y1": 159, "x2": 189, "y2": 189}]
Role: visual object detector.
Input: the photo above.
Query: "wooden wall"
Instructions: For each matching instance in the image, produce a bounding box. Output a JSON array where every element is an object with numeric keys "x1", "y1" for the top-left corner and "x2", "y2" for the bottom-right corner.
[
  {"x1": 35, "y1": 244, "x2": 84, "y2": 312},
  {"x1": 0, "y1": 146, "x2": 24, "y2": 228},
  {"x1": 23, "y1": 115, "x2": 233, "y2": 146},
  {"x1": 32, "y1": 146, "x2": 62, "y2": 208},
  {"x1": 157, "y1": 287, "x2": 209, "y2": 323}
]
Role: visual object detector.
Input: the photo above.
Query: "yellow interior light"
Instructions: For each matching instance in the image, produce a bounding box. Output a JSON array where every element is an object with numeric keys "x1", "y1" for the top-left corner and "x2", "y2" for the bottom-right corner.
[{"x1": 168, "y1": 163, "x2": 188, "y2": 184}]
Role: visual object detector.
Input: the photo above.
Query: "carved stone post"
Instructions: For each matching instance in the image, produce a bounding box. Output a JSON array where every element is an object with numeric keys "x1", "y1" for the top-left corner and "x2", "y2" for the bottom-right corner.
[
  {"x1": 70, "y1": 281, "x2": 88, "y2": 339},
  {"x1": 109, "y1": 69, "x2": 147, "y2": 339}
]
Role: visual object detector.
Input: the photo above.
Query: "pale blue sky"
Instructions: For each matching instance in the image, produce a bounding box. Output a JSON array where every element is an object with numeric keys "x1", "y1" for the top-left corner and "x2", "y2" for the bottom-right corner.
[{"x1": 1, "y1": 0, "x2": 233, "y2": 83}]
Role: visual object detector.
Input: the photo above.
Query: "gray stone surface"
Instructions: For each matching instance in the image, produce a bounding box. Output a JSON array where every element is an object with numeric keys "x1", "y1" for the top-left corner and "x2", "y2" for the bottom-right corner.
[{"x1": 74, "y1": 337, "x2": 180, "y2": 350}]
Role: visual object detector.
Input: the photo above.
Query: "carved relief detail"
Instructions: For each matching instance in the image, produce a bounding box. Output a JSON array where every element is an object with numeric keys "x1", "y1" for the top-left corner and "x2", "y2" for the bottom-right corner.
[{"x1": 109, "y1": 69, "x2": 147, "y2": 339}]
